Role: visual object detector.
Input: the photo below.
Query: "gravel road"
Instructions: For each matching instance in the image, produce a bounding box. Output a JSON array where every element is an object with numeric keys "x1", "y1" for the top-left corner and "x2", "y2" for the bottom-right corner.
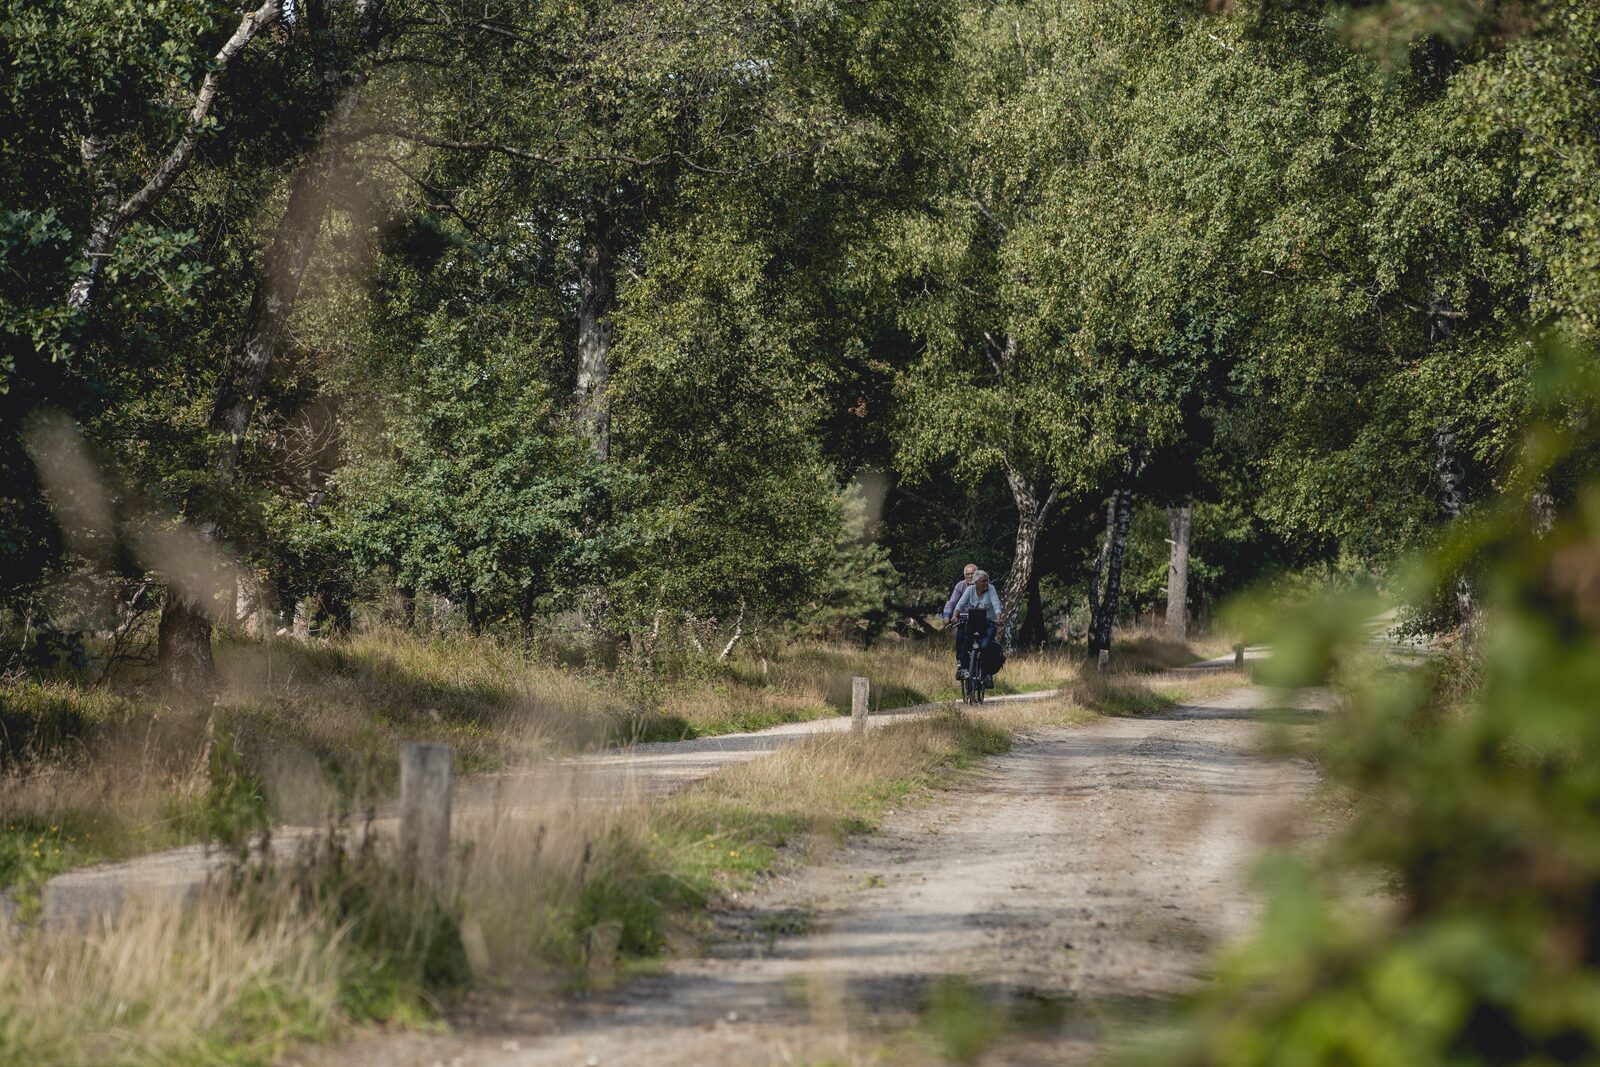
[{"x1": 297, "y1": 681, "x2": 1320, "y2": 1067}]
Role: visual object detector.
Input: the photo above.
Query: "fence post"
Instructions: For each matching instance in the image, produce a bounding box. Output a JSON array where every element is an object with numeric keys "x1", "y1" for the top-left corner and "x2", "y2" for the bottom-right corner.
[
  {"x1": 1233, "y1": 643, "x2": 1245, "y2": 669},
  {"x1": 851, "y1": 676, "x2": 870, "y2": 736},
  {"x1": 399, "y1": 742, "x2": 453, "y2": 887},
  {"x1": 1097, "y1": 649, "x2": 1109, "y2": 674}
]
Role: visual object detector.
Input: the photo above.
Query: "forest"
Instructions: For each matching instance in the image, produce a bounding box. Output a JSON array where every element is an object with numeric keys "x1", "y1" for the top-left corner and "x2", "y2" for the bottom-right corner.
[
  {"x1": 6, "y1": 0, "x2": 1593, "y2": 684},
  {"x1": 3, "y1": 0, "x2": 1600, "y2": 1064}
]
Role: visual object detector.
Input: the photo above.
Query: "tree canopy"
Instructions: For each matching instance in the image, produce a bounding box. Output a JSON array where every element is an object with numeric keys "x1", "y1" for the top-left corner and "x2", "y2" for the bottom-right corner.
[{"x1": 2, "y1": 0, "x2": 1595, "y2": 675}]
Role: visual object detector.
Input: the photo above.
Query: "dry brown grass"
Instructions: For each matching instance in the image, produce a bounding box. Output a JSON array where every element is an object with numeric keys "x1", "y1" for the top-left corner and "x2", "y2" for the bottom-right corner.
[
  {"x1": 0, "y1": 709, "x2": 1024, "y2": 1066},
  {"x1": 659, "y1": 637, "x2": 1079, "y2": 737},
  {"x1": 0, "y1": 625, "x2": 1253, "y2": 1066},
  {"x1": 444, "y1": 705, "x2": 1015, "y2": 980},
  {"x1": 0, "y1": 895, "x2": 344, "y2": 1066},
  {"x1": 1, "y1": 626, "x2": 1229, "y2": 893},
  {"x1": 1064, "y1": 665, "x2": 1247, "y2": 718},
  {"x1": 214, "y1": 630, "x2": 627, "y2": 767}
]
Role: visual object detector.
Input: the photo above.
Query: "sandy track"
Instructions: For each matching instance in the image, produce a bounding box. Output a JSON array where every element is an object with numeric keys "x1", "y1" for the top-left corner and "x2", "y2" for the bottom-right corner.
[{"x1": 301, "y1": 682, "x2": 1319, "y2": 1067}]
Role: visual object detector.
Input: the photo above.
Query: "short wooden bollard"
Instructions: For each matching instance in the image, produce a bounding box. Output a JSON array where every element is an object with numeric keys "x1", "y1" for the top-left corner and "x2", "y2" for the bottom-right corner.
[
  {"x1": 399, "y1": 742, "x2": 453, "y2": 887},
  {"x1": 1233, "y1": 643, "x2": 1245, "y2": 669},
  {"x1": 1097, "y1": 649, "x2": 1109, "y2": 673},
  {"x1": 851, "y1": 676, "x2": 870, "y2": 736}
]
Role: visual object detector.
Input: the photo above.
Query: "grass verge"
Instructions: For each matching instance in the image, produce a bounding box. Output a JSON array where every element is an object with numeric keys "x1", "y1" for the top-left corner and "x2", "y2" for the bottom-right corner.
[
  {"x1": 0, "y1": 638, "x2": 1251, "y2": 1065},
  {"x1": 0, "y1": 628, "x2": 1119, "y2": 891},
  {"x1": 451, "y1": 705, "x2": 1016, "y2": 983},
  {"x1": 0, "y1": 622, "x2": 1243, "y2": 1056},
  {"x1": 0, "y1": 704, "x2": 1017, "y2": 1066}
]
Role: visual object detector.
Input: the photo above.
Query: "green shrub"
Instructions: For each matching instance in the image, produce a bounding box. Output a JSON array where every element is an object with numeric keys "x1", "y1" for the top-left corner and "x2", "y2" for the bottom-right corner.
[
  {"x1": 165, "y1": 728, "x2": 270, "y2": 856},
  {"x1": 1156, "y1": 356, "x2": 1600, "y2": 1066}
]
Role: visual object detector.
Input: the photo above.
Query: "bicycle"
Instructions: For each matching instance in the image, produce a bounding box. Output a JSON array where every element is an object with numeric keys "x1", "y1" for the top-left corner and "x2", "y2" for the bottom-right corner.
[{"x1": 958, "y1": 607, "x2": 990, "y2": 705}]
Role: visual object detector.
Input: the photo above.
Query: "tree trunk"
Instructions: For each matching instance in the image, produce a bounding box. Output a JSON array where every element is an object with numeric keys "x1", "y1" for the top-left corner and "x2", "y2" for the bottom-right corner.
[
  {"x1": 1018, "y1": 570, "x2": 1045, "y2": 649},
  {"x1": 575, "y1": 204, "x2": 615, "y2": 461},
  {"x1": 518, "y1": 589, "x2": 536, "y2": 650},
  {"x1": 1165, "y1": 503, "x2": 1192, "y2": 640},
  {"x1": 319, "y1": 588, "x2": 351, "y2": 636},
  {"x1": 156, "y1": 65, "x2": 367, "y2": 689},
  {"x1": 292, "y1": 597, "x2": 313, "y2": 640},
  {"x1": 1090, "y1": 488, "x2": 1133, "y2": 656},
  {"x1": 718, "y1": 600, "x2": 746, "y2": 662},
  {"x1": 207, "y1": 84, "x2": 367, "y2": 486},
  {"x1": 1086, "y1": 494, "x2": 1116, "y2": 654},
  {"x1": 1434, "y1": 425, "x2": 1477, "y2": 631},
  {"x1": 66, "y1": 126, "x2": 121, "y2": 317},
  {"x1": 154, "y1": 590, "x2": 217, "y2": 694},
  {"x1": 1531, "y1": 482, "x2": 1556, "y2": 536},
  {"x1": 999, "y1": 463, "x2": 1056, "y2": 652},
  {"x1": 572, "y1": 202, "x2": 618, "y2": 644}
]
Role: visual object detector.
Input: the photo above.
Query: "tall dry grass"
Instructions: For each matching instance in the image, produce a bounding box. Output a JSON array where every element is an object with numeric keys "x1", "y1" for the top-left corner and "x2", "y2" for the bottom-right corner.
[
  {"x1": 653, "y1": 637, "x2": 1076, "y2": 737},
  {"x1": 0, "y1": 896, "x2": 344, "y2": 1066},
  {"x1": 444, "y1": 704, "x2": 1015, "y2": 981},
  {"x1": 0, "y1": 622, "x2": 1251, "y2": 1065},
  {"x1": 0, "y1": 625, "x2": 1226, "y2": 894},
  {"x1": 0, "y1": 706, "x2": 1024, "y2": 1065}
]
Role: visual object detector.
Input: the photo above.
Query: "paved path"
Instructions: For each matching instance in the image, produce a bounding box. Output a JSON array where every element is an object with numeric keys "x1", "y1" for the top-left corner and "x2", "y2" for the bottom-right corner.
[{"x1": 28, "y1": 688, "x2": 1068, "y2": 927}]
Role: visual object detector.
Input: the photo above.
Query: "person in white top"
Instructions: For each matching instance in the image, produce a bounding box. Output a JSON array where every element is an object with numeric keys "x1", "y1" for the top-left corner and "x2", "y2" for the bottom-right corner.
[{"x1": 953, "y1": 570, "x2": 1003, "y2": 621}]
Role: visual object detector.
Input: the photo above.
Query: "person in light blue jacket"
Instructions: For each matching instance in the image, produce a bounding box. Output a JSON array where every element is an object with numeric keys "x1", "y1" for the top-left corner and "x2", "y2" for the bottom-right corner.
[
  {"x1": 954, "y1": 570, "x2": 1003, "y2": 623},
  {"x1": 953, "y1": 570, "x2": 1004, "y2": 680}
]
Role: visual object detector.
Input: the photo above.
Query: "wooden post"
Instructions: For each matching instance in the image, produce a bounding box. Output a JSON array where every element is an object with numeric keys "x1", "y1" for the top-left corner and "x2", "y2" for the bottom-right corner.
[
  {"x1": 1097, "y1": 649, "x2": 1109, "y2": 673},
  {"x1": 399, "y1": 742, "x2": 452, "y2": 887},
  {"x1": 1233, "y1": 643, "x2": 1245, "y2": 669},
  {"x1": 851, "y1": 676, "x2": 869, "y2": 736}
]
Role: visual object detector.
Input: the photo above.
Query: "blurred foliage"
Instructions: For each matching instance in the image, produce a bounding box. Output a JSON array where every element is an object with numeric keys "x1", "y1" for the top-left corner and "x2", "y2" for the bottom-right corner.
[{"x1": 1158, "y1": 344, "x2": 1600, "y2": 1064}]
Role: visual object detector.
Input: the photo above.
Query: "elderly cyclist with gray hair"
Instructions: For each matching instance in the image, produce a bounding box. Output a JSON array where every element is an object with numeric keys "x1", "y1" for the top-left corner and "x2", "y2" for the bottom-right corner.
[
  {"x1": 941, "y1": 562, "x2": 978, "y2": 623},
  {"x1": 951, "y1": 569, "x2": 1004, "y2": 681}
]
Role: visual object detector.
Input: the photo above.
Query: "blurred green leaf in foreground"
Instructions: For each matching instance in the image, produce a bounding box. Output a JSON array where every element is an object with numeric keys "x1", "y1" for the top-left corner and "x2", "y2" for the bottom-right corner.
[{"x1": 1160, "y1": 341, "x2": 1600, "y2": 1066}]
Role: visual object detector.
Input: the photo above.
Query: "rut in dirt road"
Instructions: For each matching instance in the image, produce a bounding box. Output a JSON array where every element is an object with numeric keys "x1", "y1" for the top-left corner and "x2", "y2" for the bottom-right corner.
[{"x1": 303, "y1": 683, "x2": 1320, "y2": 1067}]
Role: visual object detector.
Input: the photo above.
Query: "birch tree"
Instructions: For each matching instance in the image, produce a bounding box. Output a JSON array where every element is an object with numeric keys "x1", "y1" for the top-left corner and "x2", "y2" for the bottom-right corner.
[
  {"x1": 63, "y1": 1, "x2": 283, "y2": 323},
  {"x1": 893, "y1": 1, "x2": 1187, "y2": 647}
]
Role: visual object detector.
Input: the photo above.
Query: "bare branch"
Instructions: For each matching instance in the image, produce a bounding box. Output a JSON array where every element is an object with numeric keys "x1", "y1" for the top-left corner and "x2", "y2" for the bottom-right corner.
[{"x1": 66, "y1": 0, "x2": 283, "y2": 317}]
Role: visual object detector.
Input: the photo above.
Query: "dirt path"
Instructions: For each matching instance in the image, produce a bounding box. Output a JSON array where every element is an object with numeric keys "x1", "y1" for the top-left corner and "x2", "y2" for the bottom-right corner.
[
  {"x1": 300, "y1": 681, "x2": 1318, "y2": 1067},
  {"x1": 29, "y1": 688, "x2": 1067, "y2": 927}
]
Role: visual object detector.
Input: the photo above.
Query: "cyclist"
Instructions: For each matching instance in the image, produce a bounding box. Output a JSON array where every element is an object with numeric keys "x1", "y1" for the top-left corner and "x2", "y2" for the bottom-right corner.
[
  {"x1": 941, "y1": 562, "x2": 978, "y2": 624},
  {"x1": 953, "y1": 570, "x2": 1004, "y2": 683}
]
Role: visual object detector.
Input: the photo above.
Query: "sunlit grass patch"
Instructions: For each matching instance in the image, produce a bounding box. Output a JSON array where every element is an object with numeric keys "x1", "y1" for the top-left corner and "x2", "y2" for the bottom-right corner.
[
  {"x1": 0, "y1": 894, "x2": 346, "y2": 1067},
  {"x1": 1067, "y1": 663, "x2": 1244, "y2": 718}
]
